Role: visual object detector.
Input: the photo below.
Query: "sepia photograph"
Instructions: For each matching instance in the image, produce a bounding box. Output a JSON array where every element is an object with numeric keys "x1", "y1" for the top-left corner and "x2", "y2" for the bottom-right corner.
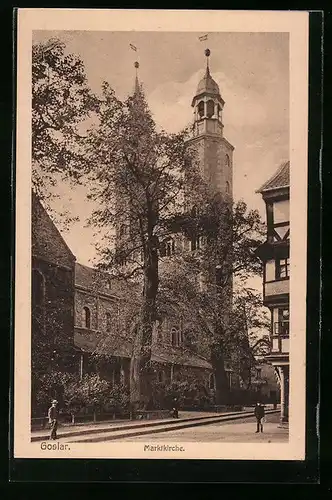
[{"x1": 14, "y1": 9, "x2": 308, "y2": 460}]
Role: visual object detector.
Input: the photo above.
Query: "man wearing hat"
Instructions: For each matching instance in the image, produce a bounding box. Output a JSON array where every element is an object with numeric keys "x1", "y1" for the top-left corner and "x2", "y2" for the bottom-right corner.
[
  {"x1": 254, "y1": 401, "x2": 265, "y2": 433},
  {"x1": 48, "y1": 399, "x2": 59, "y2": 440}
]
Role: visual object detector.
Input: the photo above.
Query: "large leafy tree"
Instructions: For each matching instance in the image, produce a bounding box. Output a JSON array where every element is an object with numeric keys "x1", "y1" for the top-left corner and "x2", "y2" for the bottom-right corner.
[
  {"x1": 32, "y1": 38, "x2": 98, "y2": 206},
  {"x1": 31, "y1": 38, "x2": 99, "y2": 411},
  {"x1": 85, "y1": 81, "x2": 198, "y2": 409},
  {"x1": 157, "y1": 197, "x2": 266, "y2": 404}
]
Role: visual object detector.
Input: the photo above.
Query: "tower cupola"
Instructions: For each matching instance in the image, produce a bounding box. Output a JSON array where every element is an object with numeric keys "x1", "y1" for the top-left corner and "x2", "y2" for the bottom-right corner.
[{"x1": 191, "y1": 49, "x2": 225, "y2": 137}]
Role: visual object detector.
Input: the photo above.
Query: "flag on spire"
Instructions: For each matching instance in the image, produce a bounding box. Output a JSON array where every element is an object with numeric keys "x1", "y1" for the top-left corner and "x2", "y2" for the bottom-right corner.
[
  {"x1": 129, "y1": 43, "x2": 137, "y2": 51},
  {"x1": 199, "y1": 34, "x2": 208, "y2": 42}
]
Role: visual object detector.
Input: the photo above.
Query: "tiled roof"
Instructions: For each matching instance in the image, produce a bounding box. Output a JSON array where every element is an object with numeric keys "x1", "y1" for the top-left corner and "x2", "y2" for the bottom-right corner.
[
  {"x1": 32, "y1": 191, "x2": 76, "y2": 267},
  {"x1": 151, "y1": 344, "x2": 212, "y2": 369},
  {"x1": 256, "y1": 161, "x2": 290, "y2": 193},
  {"x1": 75, "y1": 262, "x2": 135, "y2": 298},
  {"x1": 74, "y1": 328, "x2": 212, "y2": 370}
]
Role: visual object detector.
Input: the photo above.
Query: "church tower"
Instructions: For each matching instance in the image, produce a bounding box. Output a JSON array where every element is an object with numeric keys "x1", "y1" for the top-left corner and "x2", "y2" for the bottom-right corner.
[{"x1": 188, "y1": 49, "x2": 234, "y2": 200}]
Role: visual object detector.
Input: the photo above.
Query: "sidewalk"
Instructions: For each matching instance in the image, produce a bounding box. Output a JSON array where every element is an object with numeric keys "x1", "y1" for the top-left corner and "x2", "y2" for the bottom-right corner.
[
  {"x1": 122, "y1": 418, "x2": 289, "y2": 443},
  {"x1": 31, "y1": 408, "x2": 280, "y2": 442},
  {"x1": 31, "y1": 411, "x2": 225, "y2": 442}
]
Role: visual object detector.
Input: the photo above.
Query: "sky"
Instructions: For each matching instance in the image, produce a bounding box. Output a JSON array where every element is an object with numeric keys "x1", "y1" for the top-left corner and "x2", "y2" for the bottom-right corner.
[{"x1": 33, "y1": 30, "x2": 289, "y2": 271}]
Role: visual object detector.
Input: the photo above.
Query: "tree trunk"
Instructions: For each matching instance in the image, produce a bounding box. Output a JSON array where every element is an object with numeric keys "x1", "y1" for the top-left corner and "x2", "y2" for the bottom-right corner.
[
  {"x1": 211, "y1": 345, "x2": 230, "y2": 405},
  {"x1": 129, "y1": 232, "x2": 158, "y2": 414}
]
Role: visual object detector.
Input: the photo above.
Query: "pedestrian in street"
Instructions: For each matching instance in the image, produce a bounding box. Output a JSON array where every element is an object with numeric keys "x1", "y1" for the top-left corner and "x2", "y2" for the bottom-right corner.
[
  {"x1": 172, "y1": 397, "x2": 179, "y2": 419},
  {"x1": 48, "y1": 399, "x2": 59, "y2": 440},
  {"x1": 254, "y1": 402, "x2": 265, "y2": 433}
]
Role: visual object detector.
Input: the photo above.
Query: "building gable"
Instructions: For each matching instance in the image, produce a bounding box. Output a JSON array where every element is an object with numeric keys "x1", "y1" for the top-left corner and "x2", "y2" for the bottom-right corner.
[
  {"x1": 32, "y1": 192, "x2": 76, "y2": 269},
  {"x1": 256, "y1": 161, "x2": 290, "y2": 194}
]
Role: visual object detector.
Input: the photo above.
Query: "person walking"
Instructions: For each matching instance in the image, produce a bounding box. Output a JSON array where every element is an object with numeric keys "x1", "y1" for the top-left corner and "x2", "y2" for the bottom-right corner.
[
  {"x1": 48, "y1": 399, "x2": 59, "y2": 440},
  {"x1": 172, "y1": 397, "x2": 179, "y2": 419},
  {"x1": 254, "y1": 402, "x2": 265, "y2": 433}
]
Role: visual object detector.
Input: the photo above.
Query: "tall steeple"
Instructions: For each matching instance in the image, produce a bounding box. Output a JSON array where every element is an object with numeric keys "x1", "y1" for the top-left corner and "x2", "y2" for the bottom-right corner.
[
  {"x1": 191, "y1": 48, "x2": 225, "y2": 138},
  {"x1": 188, "y1": 48, "x2": 234, "y2": 200},
  {"x1": 134, "y1": 61, "x2": 140, "y2": 95}
]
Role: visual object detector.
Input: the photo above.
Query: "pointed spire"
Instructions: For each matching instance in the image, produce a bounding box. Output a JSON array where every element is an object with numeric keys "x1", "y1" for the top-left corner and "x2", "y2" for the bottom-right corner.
[
  {"x1": 205, "y1": 48, "x2": 211, "y2": 75},
  {"x1": 134, "y1": 61, "x2": 140, "y2": 94}
]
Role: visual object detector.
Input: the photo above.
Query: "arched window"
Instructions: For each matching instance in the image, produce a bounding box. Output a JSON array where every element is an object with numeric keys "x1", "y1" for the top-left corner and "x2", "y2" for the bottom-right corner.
[
  {"x1": 197, "y1": 101, "x2": 204, "y2": 119},
  {"x1": 206, "y1": 99, "x2": 214, "y2": 118},
  {"x1": 225, "y1": 181, "x2": 230, "y2": 194},
  {"x1": 157, "y1": 331, "x2": 163, "y2": 344},
  {"x1": 160, "y1": 238, "x2": 175, "y2": 257},
  {"x1": 191, "y1": 234, "x2": 201, "y2": 251},
  {"x1": 217, "y1": 104, "x2": 222, "y2": 120},
  {"x1": 209, "y1": 373, "x2": 216, "y2": 390},
  {"x1": 191, "y1": 205, "x2": 198, "y2": 218},
  {"x1": 225, "y1": 154, "x2": 230, "y2": 168},
  {"x1": 32, "y1": 269, "x2": 45, "y2": 307},
  {"x1": 166, "y1": 238, "x2": 175, "y2": 257},
  {"x1": 83, "y1": 306, "x2": 91, "y2": 329},
  {"x1": 171, "y1": 327, "x2": 178, "y2": 347},
  {"x1": 157, "y1": 371, "x2": 164, "y2": 383}
]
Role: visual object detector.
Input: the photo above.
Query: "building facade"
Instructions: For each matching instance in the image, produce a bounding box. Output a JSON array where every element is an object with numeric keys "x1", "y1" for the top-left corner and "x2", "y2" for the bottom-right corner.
[
  {"x1": 73, "y1": 262, "x2": 216, "y2": 402},
  {"x1": 250, "y1": 359, "x2": 281, "y2": 405},
  {"x1": 31, "y1": 192, "x2": 77, "y2": 373},
  {"x1": 256, "y1": 161, "x2": 290, "y2": 425},
  {"x1": 31, "y1": 193, "x2": 77, "y2": 414}
]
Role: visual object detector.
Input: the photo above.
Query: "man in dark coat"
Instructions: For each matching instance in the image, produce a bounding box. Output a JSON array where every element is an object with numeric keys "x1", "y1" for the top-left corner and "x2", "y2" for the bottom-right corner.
[
  {"x1": 254, "y1": 402, "x2": 265, "y2": 433},
  {"x1": 172, "y1": 397, "x2": 179, "y2": 419},
  {"x1": 48, "y1": 399, "x2": 59, "y2": 440}
]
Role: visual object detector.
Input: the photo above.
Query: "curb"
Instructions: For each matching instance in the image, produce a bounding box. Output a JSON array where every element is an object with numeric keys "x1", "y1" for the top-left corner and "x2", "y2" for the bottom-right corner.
[
  {"x1": 72, "y1": 410, "x2": 280, "y2": 443},
  {"x1": 50, "y1": 410, "x2": 280, "y2": 443},
  {"x1": 31, "y1": 410, "x2": 269, "y2": 442}
]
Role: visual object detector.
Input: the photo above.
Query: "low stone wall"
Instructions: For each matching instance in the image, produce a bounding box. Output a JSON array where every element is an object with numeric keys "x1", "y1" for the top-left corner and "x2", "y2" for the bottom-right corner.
[
  {"x1": 31, "y1": 409, "x2": 175, "y2": 429},
  {"x1": 135, "y1": 410, "x2": 173, "y2": 420},
  {"x1": 31, "y1": 411, "x2": 131, "y2": 430}
]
